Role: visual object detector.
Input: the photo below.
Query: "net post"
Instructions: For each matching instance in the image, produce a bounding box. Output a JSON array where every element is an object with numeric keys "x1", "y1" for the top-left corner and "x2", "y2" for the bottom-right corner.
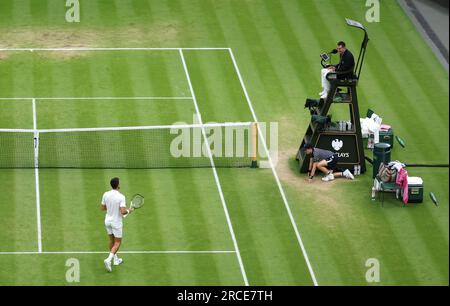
[
  {"x1": 34, "y1": 131, "x2": 39, "y2": 168},
  {"x1": 251, "y1": 122, "x2": 258, "y2": 168},
  {"x1": 32, "y1": 98, "x2": 39, "y2": 169}
]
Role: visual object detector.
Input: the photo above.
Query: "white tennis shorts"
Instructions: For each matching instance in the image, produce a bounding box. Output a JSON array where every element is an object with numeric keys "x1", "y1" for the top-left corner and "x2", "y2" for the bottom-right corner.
[{"x1": 105, "y1": 220, "x2": 123, "y2": 238}]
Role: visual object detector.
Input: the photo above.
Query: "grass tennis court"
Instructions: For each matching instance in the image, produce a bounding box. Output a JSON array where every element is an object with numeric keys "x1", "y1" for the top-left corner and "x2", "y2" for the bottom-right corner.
[{"x1": 0, "y1": 0, "x2": 448, "y2": 286}]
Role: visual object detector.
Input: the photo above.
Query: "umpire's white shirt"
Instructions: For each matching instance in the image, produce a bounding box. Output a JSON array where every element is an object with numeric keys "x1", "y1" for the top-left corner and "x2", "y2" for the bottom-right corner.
[{"x1": 102, "y1": 189, "x2": 126, "y2": 223}]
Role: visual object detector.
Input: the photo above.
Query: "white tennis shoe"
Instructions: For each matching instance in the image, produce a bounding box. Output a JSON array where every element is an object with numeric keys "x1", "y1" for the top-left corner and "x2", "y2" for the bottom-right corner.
[
  {"x1": 104, "y1": 259, "x2": 112, "y2": 272},
  {"x1": 113, "y1": 257, "x2": 123, "y2": 266},
  {"x1": 321, "y1": 173, "x2": 335, "y2": 182},
  {"x1": 343, "y1": 169, "x2": 355, "y2": 180}
]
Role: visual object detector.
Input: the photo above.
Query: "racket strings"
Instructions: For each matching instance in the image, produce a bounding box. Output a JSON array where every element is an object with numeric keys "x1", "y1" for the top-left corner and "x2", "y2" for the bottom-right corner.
[{"x1": 131, "y1": 194, "x2": 144, "y2": 209}]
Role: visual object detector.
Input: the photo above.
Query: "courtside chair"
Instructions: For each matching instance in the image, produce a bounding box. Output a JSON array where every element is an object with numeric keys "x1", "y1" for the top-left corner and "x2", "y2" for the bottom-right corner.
[{"x1": 375, "y1": 175, "x2": 402, "y2": 207}]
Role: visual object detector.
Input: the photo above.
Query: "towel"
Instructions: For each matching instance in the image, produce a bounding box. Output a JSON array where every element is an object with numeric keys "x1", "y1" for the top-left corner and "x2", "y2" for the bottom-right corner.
[{"x1": 388, "y1": 161, "x2": 405, "y2": 172}]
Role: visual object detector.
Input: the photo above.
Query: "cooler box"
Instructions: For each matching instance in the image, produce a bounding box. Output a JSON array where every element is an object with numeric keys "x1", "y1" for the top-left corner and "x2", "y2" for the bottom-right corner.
[
  {"x1": 401, "y1": 177, "x2": 424, "y2": 203},
  {"x1": 379, "y1": 128, "x2": 394, "y2": 148}
]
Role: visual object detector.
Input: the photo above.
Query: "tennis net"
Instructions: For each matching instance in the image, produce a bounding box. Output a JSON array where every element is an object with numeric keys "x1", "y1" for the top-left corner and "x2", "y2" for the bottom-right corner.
[{"x1": 0, "y1": 122, "x2": 258, "y2": 169}]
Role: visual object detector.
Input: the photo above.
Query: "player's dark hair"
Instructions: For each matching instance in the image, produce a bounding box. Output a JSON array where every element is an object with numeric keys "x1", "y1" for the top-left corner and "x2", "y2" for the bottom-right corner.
[
  {"x1": 110, "y1": 177, "x2": 120, "y2": 189},
  {"x1": 337, "y1": 41, "x2": 346, "y2": 47}
]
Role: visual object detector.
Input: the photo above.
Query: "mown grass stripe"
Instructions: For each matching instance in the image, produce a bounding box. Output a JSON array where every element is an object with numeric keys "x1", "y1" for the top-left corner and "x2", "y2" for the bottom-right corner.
[
  {"x1": 192, "y1": 0, "x2": 228, "y2": 44},
  {"x1": 30, "y1": 0, "x2": 48, "y2": 26},
  {"x1": 145, "y1": 170, "x2": 180, "y2": 285},
  {"x1": 366, "y1": 23, "x2": 448, "y2": 127},
  {"x1": 260, "y1": 0, "x2": 319, "y2": 98},
  {"x1": 369, "y1": 3, "x2": 449, "y2": 121},
  {"x1": 183, "y1": 51, "x2": 253, "y2": 123},
  {"x1": 133, "y1": 170, "x2": 172, "y2": 282},
  {"x1": 12, "y1": 171, "x2": 20, "y2": 286},
  {"x1": 166, "y1": 0, "x2": 189, "y2": 46},
  {"x1": 225, "y1": 3, "x2": 292, "y2": 117},
  {"x1": 406, "y1": 202, "x2": 449, "y2": 281},
  {"x1": 220, "y1": 169, "x2": 316, "y2": 285},
  {"x1": 132, "y1": 0, "x2": 154, "y2": 23},
  {"x1": 214, "y1": 170, "x2": 271, "y2": 285},
  {"x1": 171, "y1": 169, "x2": 224, "y2": 284},
  {"x1": 97, "y1": 0, "x2": 119, "y2": 29},
  {"x1": 381, "y1": 0, "x2": 448, "y2": 82},
  {"x1": 156, "y1": 171, "x2": 198, "y2": 284},
  {"x1": 0, "y1": 0, "x2": 13, "y2": 27},
  {"x1": 159, "y1": 52, "x2": 191, "y2": 121},
  {"x1": 70, "y1": 62, "x2": 105, "y2": 253},
  {"x1": 11, "y1": 0, "x2": 31, "y2": 27},
  {"x1": 0, "y1": 60, "x2": 14, "y2": 99}
]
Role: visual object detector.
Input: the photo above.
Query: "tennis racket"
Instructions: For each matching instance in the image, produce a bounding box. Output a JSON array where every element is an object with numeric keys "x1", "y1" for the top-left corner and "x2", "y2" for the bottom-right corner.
[
  {"x1": 396, "y1": 136, "x2": 406, "y2": 148},
  {"x1": 124, "y1": 194, "x2": 144, "y2": 218},
  {"x1": 430, "y1": 192, "x2": 438, "y2": 206}
]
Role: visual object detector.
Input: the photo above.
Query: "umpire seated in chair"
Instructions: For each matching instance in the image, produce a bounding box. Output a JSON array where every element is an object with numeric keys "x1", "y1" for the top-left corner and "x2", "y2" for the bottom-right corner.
[{"x1": 319, "y1": 41, "x2": 355, "y2": 99}]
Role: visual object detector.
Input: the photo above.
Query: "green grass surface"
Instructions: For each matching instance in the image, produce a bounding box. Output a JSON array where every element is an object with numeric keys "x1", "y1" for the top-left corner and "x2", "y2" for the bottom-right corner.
[
  {"x1": 37, "y1": 99, "x2": 196, "y2": 128},
  {"x1": 0, "y1": 0, "x2": 448, "y2": 285},
  {"x1": 0, "y1": 100, "x2": 33, "y2": 128}
]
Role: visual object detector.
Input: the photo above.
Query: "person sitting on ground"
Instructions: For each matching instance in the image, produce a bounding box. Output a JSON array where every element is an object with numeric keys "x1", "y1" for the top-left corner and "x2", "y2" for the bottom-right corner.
[
  {"x1": 319, "y1": 41, "x2": 355, "y2": 99},
  {"x1": 302, "y1": 143, "x2": 354, "y2": 182}
]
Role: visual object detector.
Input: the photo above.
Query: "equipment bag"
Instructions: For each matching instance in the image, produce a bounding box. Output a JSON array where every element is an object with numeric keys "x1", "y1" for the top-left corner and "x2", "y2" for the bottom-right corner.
[{"x1": 378, "y1": 163, "x2": 397, "y2": 183}]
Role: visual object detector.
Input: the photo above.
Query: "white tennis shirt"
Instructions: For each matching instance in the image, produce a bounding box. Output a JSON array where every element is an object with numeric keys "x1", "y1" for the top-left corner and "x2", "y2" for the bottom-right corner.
[{"x1": 102, "y1": 189, "x2": 126, "y2": 223}]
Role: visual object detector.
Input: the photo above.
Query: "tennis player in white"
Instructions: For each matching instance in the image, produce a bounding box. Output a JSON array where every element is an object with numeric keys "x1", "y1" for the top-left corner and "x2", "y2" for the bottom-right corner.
[{"x1": 101, "y1": 177, "x2": 132, "y2": 272}]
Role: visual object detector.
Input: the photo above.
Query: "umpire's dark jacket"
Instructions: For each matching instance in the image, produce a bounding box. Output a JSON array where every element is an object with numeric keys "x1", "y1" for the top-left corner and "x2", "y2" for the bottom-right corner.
[{"x1": 336, "y1": 49, "x2": 355, "y2": 79}]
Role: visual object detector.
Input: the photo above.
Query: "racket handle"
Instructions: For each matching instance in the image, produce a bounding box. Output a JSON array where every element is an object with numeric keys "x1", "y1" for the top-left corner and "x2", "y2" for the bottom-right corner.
[{"x1": 124, "y1": 209, "x2": 131, "y2": 218}]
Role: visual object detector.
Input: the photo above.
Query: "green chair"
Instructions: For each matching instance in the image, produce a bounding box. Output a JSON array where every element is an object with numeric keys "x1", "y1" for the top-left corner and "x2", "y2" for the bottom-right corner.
[{"x1": 375, "y1": 176, "x2": 400, "y2": 207}]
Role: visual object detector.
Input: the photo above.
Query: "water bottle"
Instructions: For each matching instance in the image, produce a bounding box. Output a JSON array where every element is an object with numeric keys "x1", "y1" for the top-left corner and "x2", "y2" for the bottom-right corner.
[
  {"x1": 371, "y1": 187, "x2": 376, "y2": 201},
  {"x1": 354, "y1": 164, "x2": 357, "y2": 175},
  {"x1": 368, "y1": 133, "x2": 374, "y2": 149},
  {"x1": 347, "y1": 121, "x2": 352, "y2": 131}
]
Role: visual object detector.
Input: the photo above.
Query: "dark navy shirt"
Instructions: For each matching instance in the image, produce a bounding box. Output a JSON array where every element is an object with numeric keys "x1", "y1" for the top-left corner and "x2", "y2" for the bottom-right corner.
[{"x1": 312, "y1": 148, "x2": 335, "y2": 162}]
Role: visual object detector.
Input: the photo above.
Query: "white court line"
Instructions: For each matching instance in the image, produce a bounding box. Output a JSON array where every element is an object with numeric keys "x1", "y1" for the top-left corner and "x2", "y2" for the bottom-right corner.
[
  {"x1": 0, "y1": 96, "x2": 192, "y2": 101},
  {"x1": 179, "y1": 49, "x2": 249, "y2": 286},
  {"x1": 0, "y1": 122, "x2": 252, "y2": 134},
  {"x1": 0, "y1": 47, "x2": 230, "y2": 52},
  {"x1": 227, "y1": 48, "x2": 319, "y2": 286},
  {"x1": 0, "y1": 250, "x2": 236, "y2": 255},
  {"x1": 32, "y1": 98, "x2": 42, "y2": 254},
  {"x1": 0, "y1": 128, "x2": 35, "y2": 132}
]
